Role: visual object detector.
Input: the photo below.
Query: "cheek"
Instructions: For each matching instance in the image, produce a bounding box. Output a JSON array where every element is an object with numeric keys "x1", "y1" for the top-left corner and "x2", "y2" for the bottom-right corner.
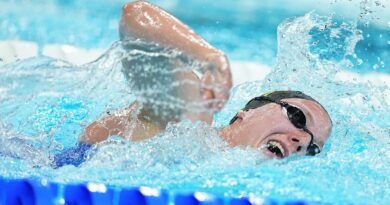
[
  {"x1": 256, "y1": 115, "x2": 297, "y2": 140},
  {"x1": 253, "y1": 113, "x2": 283, "y2": 131},
  {"x1": 234, "y1": 123, "x2": 259, "y2": 143},
  {"x1": 227, "y1": 120, "x2": 263, "y2": 146},
  {"x1": 235, "y1": 116, "x2": 273, "y2": 145},
  {"x1": 229, "y1": 109, "x2": 295, "y2": 146}
]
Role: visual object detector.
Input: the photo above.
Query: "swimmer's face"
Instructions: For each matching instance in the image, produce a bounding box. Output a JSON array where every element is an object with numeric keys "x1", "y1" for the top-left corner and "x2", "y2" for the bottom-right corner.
[{"x1": 219, "y1": 98, "x2": 332, "y2": 159}]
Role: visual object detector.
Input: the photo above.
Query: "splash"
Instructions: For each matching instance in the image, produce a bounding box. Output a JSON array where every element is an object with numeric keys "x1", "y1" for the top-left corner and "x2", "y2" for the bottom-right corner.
[
  {"x1": 0, "y1": 12, "x2": 390, "y2": 205},
  {"x1": 216, "y1": 12, "x2": 390, "y2": 203},
  {"x1": 0, "y1": 38, "x2": 222, "y2": 167},
  {"x1": 119, "y1": 39, "x2": 214, "y2": 126}
]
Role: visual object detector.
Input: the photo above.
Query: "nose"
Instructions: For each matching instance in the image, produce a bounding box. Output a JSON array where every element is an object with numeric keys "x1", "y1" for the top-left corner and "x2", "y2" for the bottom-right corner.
[
  {"x1": 236, "y1": 110, "x2": 245, "y2": 119},
  {"x1": 288, "y1": 132, "x2": 311, "y2": 153}
]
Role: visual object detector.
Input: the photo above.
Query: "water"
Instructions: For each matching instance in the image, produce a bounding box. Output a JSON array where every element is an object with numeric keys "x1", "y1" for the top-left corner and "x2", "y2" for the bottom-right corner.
[
  {"x1": 1, "y1": 0, "x2": 389, "y2": 72},
  {"x1": 1, "y1": 1, "x2": 390, "y2": 204}
]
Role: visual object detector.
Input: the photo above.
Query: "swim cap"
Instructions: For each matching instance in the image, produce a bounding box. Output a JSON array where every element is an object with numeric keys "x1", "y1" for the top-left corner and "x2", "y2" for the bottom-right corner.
[
  {"x1": 229, "y1": 90, "x2": 325, "y2": 125},
  {"x1": 243, "y1": 90, "x2": 319, "y2": 111}
]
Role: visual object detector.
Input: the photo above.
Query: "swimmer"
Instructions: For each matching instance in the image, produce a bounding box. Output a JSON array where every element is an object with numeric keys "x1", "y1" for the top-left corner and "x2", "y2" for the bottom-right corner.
[{"x1": 53, "y1": 1, "x2": 332, "y2": 168}]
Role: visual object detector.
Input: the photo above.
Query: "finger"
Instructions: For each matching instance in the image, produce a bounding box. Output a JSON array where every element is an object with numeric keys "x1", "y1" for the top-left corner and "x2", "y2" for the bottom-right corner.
[
  {"x1": 214, "y1": 54, "x2": 233, "y2": 92},
  {"x1": 201, "y1": 88, "x2": 215, "y2": 101},
  {"x1": 201, "y1": 83, "x2": 228, "y2": 111},
  {"x1": 200, "y1": 71, "x2": 214, "y2": 99},
  {"x1": 212, "y1": 88, "x2": 229, "y2": 111}
]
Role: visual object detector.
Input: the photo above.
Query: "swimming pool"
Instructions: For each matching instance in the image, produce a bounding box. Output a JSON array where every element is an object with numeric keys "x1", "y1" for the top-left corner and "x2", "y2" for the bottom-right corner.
[{"x1": 1, "y1": 0, "x2": 390, "y2": 204}]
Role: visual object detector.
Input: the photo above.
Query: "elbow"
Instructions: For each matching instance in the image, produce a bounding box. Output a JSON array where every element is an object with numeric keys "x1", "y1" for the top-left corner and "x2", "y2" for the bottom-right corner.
[
  {"x1": 120, "y1": 1, "x2": 151, "y2": 39},
  {"x1": 120, "y1": 1, "x2": 161, "y2": 41},
  {"x1": 122, "y1": 1, "x2": 150, "y2": 15}
]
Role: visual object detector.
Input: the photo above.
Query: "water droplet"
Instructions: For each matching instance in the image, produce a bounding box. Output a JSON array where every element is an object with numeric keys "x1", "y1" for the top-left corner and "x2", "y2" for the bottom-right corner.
[
  {"x1": 380, "y1": 61, "x2": 385, "y2": 68},
  {"x1": 319, "y1": 25, "x2": 327, "y2": 31},
  {"x1": 375, "y1": 1, "x2": 381, "y2": 6},
  {"x1": 373, "y1": 64, "x2": 379, "y2": 69},
  {"x1": 357, "y1": 59, "x2": 363, "y2": 65},
  {"x1": 387, "y1": 41, "x2": 390, "y2": 45}
]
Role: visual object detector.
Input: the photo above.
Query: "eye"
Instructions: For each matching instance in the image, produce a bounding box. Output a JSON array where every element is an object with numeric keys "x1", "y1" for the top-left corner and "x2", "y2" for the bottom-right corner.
[{"x1": 296, "y1": 146, "x2": 302, "y2": 152}]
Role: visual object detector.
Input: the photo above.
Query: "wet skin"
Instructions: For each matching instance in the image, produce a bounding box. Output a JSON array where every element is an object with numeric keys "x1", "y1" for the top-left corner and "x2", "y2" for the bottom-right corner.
[{"x1": 218, "y1": 98, "x2": 332, "y2": 159}]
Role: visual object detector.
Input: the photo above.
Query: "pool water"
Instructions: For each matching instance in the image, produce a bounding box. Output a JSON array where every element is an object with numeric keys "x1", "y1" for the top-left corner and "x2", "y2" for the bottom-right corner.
[
  {"x1": 1, "y1": 0, "x2": 389, "y2": 72},
  {"x1": 1, "y1": 0, "x2": 390, "y2": 204}
]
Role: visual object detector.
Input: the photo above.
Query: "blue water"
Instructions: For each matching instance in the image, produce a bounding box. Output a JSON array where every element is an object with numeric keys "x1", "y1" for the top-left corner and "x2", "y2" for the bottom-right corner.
[
  {"x1": 0, "y1": 1, "x2": 390, "y2": 205},
  {"x1": 1, "y1": 0, "x2": 389, "y2": 73}
]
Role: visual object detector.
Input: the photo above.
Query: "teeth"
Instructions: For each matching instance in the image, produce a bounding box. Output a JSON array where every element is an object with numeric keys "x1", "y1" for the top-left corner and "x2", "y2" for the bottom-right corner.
[{"x1": 268, "y1": 140, "x2": 285, "y2": 157}]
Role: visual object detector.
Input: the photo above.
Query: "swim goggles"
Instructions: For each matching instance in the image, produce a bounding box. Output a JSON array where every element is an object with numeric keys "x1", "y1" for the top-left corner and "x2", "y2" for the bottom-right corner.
[{"x1": 244, "y1": 96, "x2": 321, "y2": 156}]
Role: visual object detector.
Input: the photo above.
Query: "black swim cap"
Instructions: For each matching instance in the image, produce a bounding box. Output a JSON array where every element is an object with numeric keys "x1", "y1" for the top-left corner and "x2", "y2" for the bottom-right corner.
[{"x1": 229, "y1": 90, "x2": 325, "y2": 125}]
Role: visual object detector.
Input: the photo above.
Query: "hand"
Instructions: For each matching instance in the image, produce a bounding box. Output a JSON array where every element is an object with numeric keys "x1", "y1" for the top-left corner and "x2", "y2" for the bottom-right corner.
[{"x1": 201, "y1": 52, "x2": 233, "y2": 111}]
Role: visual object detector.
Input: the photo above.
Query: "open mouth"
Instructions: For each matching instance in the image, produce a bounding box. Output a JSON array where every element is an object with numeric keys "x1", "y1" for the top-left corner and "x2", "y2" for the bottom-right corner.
[{"x1": 265, "y1": 140, "x2": 286, "y2": 158}]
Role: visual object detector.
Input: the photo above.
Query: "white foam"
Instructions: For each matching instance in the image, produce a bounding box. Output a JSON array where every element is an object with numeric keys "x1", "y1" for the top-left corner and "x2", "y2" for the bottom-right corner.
[
  {"x1": 0, "y1": 40, "x2": 38, "y2": 64},
  {"x1": 1, "y1": 40, "x2": 389, "y2": 87},
  {"x1": 0, "y1": 40, "x2": 105, "y2": 66},
  {"x1": 0, "y1": 40, "x2": 272, "y2": 85},
  {"x1": 230, "y1": 61, "x2": 271, "y2": 86},
  {"x1": 335, "y1": 70, "x2": 390, "y2": 87},
  {"x1": 42, "y1": 44, "x2": 105, "y2": 65}
]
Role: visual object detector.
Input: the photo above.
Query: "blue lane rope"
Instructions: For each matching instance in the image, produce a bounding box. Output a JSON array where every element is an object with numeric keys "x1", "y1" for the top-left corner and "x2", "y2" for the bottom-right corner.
[{"x1": 0, "y1": 177, "x2": 320, "y2": 205}]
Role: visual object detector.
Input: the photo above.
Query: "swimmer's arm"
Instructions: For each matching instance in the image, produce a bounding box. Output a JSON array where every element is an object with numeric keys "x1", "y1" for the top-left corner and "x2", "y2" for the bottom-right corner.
[
  {"x1": 120, "y1": 1, "x2": 220, "y2": 62},
  {"x1": 120, "y1": 0, "x2": 232, "y2": 109},
  {"x1": 81, "y1": 114, "x2": 129, "y2": 144},
  {"x1": 80, "y1": 103, "x2": 138, "y2": 144}
]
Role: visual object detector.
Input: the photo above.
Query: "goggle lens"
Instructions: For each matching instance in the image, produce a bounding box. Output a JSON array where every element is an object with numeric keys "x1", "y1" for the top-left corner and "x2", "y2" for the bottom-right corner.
[
  {"x1": 306, "y1": 143, "x2": 321, "y2": 156},
  {"x1": 285, "y1": 105, "x2": 306, "y2": 129}
]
